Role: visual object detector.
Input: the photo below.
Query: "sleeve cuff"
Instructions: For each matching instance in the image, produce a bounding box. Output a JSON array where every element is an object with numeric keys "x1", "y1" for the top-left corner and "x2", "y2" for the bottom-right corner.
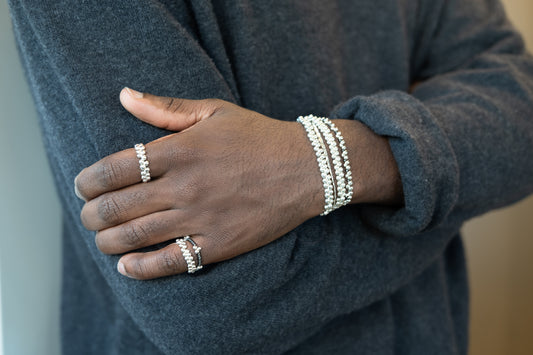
[{"x1": 330, "y1": 90, "x2": 460, "y2": 236}]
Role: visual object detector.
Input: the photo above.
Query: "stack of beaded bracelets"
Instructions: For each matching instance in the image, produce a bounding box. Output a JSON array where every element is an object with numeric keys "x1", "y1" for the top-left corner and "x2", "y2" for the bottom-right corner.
[
  {"x1": 297, "y1": 115, "x2": 353, "y2": 215},
  {"x1": 176, "y1": 236, "x2": 203, "y2": 274}
]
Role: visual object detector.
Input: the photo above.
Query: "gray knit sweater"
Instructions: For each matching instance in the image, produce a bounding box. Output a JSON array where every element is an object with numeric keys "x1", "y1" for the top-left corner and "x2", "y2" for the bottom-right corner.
[{"x1": 8, "y1": 0, "x2": 533, "y2": 354}]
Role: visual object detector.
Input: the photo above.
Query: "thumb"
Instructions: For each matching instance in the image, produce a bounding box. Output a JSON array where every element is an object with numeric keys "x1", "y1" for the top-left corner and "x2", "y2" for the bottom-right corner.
[{"x1": 119, "y1": 87, "x2": 222, "y2": 131}]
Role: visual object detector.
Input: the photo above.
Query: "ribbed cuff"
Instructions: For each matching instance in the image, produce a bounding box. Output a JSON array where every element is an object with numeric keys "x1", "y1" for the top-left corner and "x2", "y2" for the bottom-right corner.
[{"x1": 331, "y1": 90, "x2": 459, "y2": 236}]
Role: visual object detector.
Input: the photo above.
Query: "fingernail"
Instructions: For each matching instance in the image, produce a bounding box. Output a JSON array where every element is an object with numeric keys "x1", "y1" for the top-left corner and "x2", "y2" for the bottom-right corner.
[
  {"x1": 117, "y1": 261, "x2": 128, "y2": 276},
  {"x1": 74, "y1": 175, "x2": 86, "y2": 201},
  {"x1": 125, "y1": 87, "x2": 144, "y2": 99}
]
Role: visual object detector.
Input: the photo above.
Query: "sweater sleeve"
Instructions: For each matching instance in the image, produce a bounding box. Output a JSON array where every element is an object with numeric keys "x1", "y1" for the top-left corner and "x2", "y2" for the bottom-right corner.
[
  {"x1": 331, "y1": 0, "x2": 533, "y2": 236},
  {"x1": 8, "y1": 0, "x2": 533, "y2": 354}
]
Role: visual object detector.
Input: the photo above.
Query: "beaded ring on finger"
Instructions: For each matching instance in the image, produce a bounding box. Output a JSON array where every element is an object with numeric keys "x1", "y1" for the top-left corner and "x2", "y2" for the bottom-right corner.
[
  {"x1": 176, "y1": 236, "x2": 203, "y2": 274},
  {"x1": 134, "y1": 143, "x2": 151, "y2": 183}
]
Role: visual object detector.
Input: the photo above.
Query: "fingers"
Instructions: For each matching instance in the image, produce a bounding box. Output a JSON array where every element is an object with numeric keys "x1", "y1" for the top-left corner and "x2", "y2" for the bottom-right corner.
[
  {"x1": 117, "y1": 236, "x2": 213, "y2": 280},
  {"x1": 119, "y1": 87, "x2": 225, "y2": 131},
  {"x1": 76, "y1": 90, "x2": 227, "y2": 201},
  {"x1": 95, "y1": 210, "x2": 192, "y2": 255},
  {"x1": 80, "y1": 179, "x2": 175, "y2": 231},
  {"x1": 75, "y1": 140, "x2": 171, "y2": 201}
]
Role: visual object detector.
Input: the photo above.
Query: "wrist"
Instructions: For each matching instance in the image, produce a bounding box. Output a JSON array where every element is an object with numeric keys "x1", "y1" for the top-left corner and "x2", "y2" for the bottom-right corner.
[
  {"x1": 286, "y1": 116, "x2": 403, "y2": 221},
  {"x1": 333, "y1": 119, "x2": 403, "y2": 206}
]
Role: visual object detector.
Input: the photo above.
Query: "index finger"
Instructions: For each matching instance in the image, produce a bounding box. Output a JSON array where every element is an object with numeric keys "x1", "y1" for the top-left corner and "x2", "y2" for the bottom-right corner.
[{"x1": 75, "y1": 141, "x2": 169, "y2": 201}]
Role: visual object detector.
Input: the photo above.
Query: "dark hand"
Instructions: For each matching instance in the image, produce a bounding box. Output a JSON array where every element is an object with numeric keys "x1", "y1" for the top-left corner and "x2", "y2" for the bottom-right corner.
[
  {"x1": 75, "y1": 88, "x2": 324, "y2": 279},
  {"x1": 75, "y1": 88, "x2": 402, "y2": 280}
]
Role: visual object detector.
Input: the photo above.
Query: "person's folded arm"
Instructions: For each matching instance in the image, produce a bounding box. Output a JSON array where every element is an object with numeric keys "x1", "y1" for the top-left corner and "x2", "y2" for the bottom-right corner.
[
  {"x1": 8, "y1": 0, "x2": 533, "y2": 354},
  {"x1": 330, "y1": 0, "x2": 533, "y2": 237}
]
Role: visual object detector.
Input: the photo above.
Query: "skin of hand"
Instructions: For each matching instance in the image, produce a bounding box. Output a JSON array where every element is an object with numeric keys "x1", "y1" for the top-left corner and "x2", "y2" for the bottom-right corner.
[{"x1": 74, "y1": 87, "x2": 402, "y2": 280}]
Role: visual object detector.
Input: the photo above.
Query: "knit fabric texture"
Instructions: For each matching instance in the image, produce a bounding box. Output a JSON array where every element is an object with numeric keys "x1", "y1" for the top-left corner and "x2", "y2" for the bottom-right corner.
[{"x1": 8, "y1": 0, "x2": 533, "y2": 354}]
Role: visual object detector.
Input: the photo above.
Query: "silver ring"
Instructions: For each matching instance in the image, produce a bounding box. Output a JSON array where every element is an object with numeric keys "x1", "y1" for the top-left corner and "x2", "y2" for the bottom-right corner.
[
  {"x1": 176, "y1": 236, "x2": 203, "y2": 274},
  {"x1": 134, "y1": 143, "x2": 151, "y2": 183}
]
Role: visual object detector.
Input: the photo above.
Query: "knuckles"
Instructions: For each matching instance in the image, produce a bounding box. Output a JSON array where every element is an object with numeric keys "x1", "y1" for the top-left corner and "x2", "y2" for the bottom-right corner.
[
  {"x1": 75, "y1": 157, "x2": 130, "y2": 201},
  {"x1": 82, "y1": 189, "x2": 151, "y2": 231},
  {"x1": 161, "y1": 96, "x2": 227, "y2": 124},
  {"x1": 97, "y1": 158, "x2": 128, "y2": 191},
  {"x1": 121, "y1": 246, "x2": 187, "y2": 280},
  {"x1": 120, "y1": 220, "x2": 151, "y2": 249},
  {"x1": 164, "y1": 97, "x2": 187, "y2": 114},
  {"x1": 80, "y1": 194, "x2": 126, "y2": 231},
  {"x1": 94, "y1": 220, "x2": 150, "y2": 255},
  {"x1": 97, "y1": 196, "x2": 124, "y2": 225}
]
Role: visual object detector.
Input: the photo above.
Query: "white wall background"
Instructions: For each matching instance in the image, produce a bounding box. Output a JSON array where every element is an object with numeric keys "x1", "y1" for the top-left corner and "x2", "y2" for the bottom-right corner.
[
  {"x1": 0, "y1": 1, "x2": 532, "y2": 355},
  {"x1": 0, "y1": 2, "x2": 62, "y2": 355}
]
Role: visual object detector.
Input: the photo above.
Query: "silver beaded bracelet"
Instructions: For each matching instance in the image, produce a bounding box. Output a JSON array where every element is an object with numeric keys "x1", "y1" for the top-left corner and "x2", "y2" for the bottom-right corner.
[
  {"x1": 297, "y1": 115, "x2": 354, "y2": 215},
  {"x1": 322, "y1": 117, "x2": 354, "y2": 205},
  {"x1": 315, "y1": 118, "x2": 346, "y2": 210},
  {"x1": 297, "y1": 115, "x2": 335, "y2": 214}
]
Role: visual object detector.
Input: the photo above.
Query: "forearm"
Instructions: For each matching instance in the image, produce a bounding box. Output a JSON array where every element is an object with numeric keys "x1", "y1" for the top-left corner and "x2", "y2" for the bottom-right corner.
[
  {"x1": 330, "y1": 0, "x2": 533, "y2": 237},
  {"x1": 10, "y1": 0, "x2": 533, "y2": 353},
  {"x1": 8, "y1": 8, "x2": 450, "y2": 354}
]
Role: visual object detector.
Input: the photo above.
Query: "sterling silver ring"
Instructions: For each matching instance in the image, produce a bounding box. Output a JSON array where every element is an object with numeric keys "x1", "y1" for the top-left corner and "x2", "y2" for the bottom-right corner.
[
  {"x1": 134, "y1": 143, "x2": 151, "y2": 183},
  {"x1": 176, "y1": 236, "x2": 203, "y2": 274}
]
